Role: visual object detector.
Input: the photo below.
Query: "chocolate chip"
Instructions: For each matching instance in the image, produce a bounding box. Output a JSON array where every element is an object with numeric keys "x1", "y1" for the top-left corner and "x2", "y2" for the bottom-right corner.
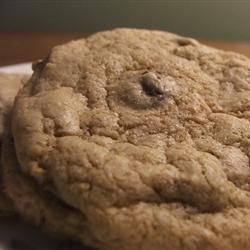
[
  {"x1": 115, "y1": 71, "x2": 168, "y2": 110},
  {"x1": 141, "y1": 73, "x2": 164, "y2": 97},
  {"x1": 176, "y1": 38, "x2": 198, "y2": 47}
]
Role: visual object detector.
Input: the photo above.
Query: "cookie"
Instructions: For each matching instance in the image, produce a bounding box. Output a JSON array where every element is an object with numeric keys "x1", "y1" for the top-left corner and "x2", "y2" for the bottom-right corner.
[
  {"x1": 2, "y1": 131, "x2": 95, "y2": 248},
  {"x1": 7, "y1": 29, "x2": 250, "y2": 249},
  {"x1": 0, "y1": 72, "x2": 29, "y2": 216}
]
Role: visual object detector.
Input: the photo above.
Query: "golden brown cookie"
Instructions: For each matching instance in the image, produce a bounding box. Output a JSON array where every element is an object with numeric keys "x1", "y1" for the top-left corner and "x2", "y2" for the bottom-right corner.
[
  {"x1": 2, "y1": 131, "x2": 94, "y2": 246},
  {"x1": 5, "y1": 29, "x2": 250, "y2": 249},
  {"x1": 0, "y1": 72, "x2": 29, "y2": 216}
]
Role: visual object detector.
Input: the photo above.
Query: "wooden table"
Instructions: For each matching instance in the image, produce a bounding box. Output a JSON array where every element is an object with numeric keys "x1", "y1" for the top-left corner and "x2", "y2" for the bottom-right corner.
[{"x1": 0, "y1": 32, "x2": 249, "y2": 66}]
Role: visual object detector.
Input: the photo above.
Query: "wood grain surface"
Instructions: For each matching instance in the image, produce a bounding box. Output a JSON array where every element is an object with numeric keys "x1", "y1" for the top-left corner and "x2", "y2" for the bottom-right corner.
[{"x1": 0, "y1": 32, "x2": 249, "y2": 66}]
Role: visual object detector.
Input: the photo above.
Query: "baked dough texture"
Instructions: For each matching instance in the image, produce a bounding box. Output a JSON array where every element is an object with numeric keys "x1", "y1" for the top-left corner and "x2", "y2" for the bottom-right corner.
[
  {"x1": 3, "y1": 29, "x2": 250, "y2": 249},
  {"x1": 0, "y1": 72, "x2": 28, "y2": 215}
]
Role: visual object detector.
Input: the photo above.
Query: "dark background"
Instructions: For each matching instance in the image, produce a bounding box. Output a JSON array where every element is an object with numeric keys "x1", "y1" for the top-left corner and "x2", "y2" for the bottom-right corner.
[{"x1": 1, "y1": 0, "x2": 250, "y2": 41}]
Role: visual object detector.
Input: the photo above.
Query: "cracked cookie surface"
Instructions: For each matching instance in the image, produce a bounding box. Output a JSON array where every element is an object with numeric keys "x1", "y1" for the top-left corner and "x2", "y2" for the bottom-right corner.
[
  {"x1": 6, "y1": 29, "x2": 250, "y2": 249},
  {"x1": 0, "y1": 72, "x2": 28, "y2": 216},
  {"x1": 2, "y1": 132, "x2": 94, "y2": 247}
]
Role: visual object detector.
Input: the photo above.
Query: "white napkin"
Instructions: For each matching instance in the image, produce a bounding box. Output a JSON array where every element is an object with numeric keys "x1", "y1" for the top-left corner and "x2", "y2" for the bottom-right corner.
[{"x1": 0, "y1": 62, "x2": 33, "y2": 74}]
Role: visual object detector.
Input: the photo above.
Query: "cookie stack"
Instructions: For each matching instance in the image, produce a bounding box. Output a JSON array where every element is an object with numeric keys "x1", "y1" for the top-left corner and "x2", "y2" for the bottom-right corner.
[
  {"x1": 1, "y1": 29, "x2": 250, "y2": 250},
  {"x1": 0, "y1": 73, "x2": 28, "y2": 216}
]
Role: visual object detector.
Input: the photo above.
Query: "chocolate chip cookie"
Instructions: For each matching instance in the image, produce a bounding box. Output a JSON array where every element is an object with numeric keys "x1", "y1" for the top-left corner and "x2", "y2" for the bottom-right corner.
[
  {"x1": 4, "y1": 29, "x2": 250, "y2": 249},
  {"x1": 2, "y1": 131, "x2": 93, "y2": 244},
  {"x1": 0, "y1": 73, "x2": 29, "y2": 216}
]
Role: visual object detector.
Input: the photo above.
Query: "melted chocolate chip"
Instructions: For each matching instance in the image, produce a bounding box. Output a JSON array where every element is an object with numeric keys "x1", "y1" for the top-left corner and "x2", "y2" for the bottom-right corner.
[
  {"x1": 176, "y1": 38, "x2": 198, "y2": 47},
  {"x1": 141, "y1": 73, "x2": 164, "y2": 97},
  {"x1": 116, "y1": 71, "x2": 168, "y2": 110}
]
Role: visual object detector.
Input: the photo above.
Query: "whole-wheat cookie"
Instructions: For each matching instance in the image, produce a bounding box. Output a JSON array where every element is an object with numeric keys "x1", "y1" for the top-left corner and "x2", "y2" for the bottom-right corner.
[
  {"x1": 0, "y1": 72, "x2": 29, "y2": 216},
  {"x1": 6, "y1": 29, "x2": 250, "y2": 249}
]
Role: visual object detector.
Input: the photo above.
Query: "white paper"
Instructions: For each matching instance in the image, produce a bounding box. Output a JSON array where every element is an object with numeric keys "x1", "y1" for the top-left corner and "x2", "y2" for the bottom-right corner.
[{"x1": 0, "y1": 63, "x2": 33, "y2": 75}]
